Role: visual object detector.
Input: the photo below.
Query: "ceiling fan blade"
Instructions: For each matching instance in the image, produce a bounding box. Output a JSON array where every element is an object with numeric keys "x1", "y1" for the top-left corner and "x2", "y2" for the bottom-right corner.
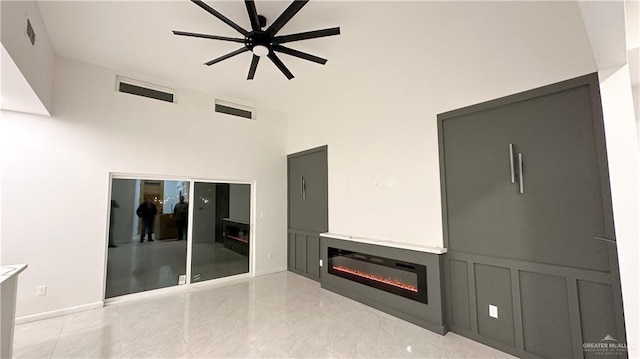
[
  {"x1": 273, "y1": 45, "x2": 327, "y2": 65},
  {"x1": 244, "y1": 0, "x2": 261, "y2": 31},
  {"x1": 267, "y1": 0, "x2": 309, "y2": 36},
  {"x1": 205, "y1": 48, "x2": 249, "y2": 66},
  {"x1": 247, "y1": 55, "x2": 260, "y2": 80},
  {"x1": 274, "y1": 27, "x2": 341, "y2": 44},
  {"x1": 192, "y1": 0, "x2": 248, "y2": 36},
  {"x1": 172, "y1": 31, "x2": 245, "y2": 43},
  {"x1": 267, "y1": 52, "x2": 294, "y2": 80}
]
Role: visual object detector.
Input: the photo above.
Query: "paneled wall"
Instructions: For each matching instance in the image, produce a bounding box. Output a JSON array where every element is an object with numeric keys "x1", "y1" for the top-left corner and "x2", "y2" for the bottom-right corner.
[{"x1": 444, "y1": 250, "x2": 625, "y2": 358}]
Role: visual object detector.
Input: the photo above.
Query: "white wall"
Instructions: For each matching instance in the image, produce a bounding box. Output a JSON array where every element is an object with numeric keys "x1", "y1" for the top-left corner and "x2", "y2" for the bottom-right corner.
[
  {"x1": 599, "y1": 66, "x2": 640, "y2": 357},
  {"x1": 0, "y1": 56, "x2": 287, "y2": 318},
  {"x1": 633, "y1": 86, "x2": 639, "y2": 140},
  {"x1": 286, "y1": 1, "x2": 596, "y2": 247},
  {"x1": 1, "y1": 0, "x2": 55, "y2": 114}
]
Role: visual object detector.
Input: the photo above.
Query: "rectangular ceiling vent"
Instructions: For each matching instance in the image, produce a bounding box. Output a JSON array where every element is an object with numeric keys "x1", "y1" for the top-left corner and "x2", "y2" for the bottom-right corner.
[
  {"x1": 214, "y1": 99, "x2": 255, "y2": 120},
  {"x1": 116, "y1": 76, "x2": 177, "y2": 103}
]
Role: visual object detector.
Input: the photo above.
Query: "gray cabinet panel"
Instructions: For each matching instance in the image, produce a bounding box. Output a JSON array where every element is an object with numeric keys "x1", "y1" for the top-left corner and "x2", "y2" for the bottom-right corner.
[
  {"x1": 288, "y1": 233, "x2": 295, "y2": 268},
  {"x1": 442, "y1": 83, "x2": 610, "y2": 272},
  {"x1": 450, "y1": 259, "x2": 471, "y2": 330},
  {"x1": 295, "y1": 234, "x2": 307, "y2": 273},
  {"x1": 474, "y1": 264, "x2": 515, "y2": 347},
  {"x1": 301, "y1": 151, "x2": 329, "y2": 233},
  {"x1": 506, "y1": 86, "x2": 609, "y2": 272},
  {"x1": 519, "y1": 271, "x2": 572, "y2": 358},
  {"x1": 288, "y1": 156, "x2": 306, "y2": 231},
  {"x1": 287, "y1": 148, "x2": 328, "y2": 233},
  {"x1": 287, "y1": 146, "x2": 328, "y2": 282},
  {"x1": 306, "y1": 236, "x2": 320, "y2": 279},
  {"x1": 578, "y1": 281, "x2": 620, "y2": 359}
]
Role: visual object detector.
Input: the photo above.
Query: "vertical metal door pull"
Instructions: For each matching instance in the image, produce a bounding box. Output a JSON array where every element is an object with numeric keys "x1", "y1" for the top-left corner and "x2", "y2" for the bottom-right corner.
[
  {"x1": 509, "y1": 144, "x2": 516, "y2": 184},
  {"x1": 301, "y1": 176, "x2": 306, "y2": 199},
  {"x1": 518, "y1": 152, "x2": 524, "y2": 194}
]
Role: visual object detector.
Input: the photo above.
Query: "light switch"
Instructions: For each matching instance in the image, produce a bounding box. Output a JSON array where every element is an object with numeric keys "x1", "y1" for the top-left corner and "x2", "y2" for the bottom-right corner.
[{"x1": 489, "y1": 304, "x2": 498, "y2": 318}]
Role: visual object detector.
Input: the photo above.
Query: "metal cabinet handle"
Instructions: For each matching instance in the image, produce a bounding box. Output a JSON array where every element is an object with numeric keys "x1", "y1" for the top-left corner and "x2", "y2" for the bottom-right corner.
[
  {"x1": 518, "y1": 153, "x2": 524, "y2": 194},
  {"x1": 509, "y1": 144, "x2": 516, "y2": 184},
  {"x1": 593, "y1": 236, "x2": 616, "y2": 243},
  {"x1": 301, "y1": 176, "x2": 306, "y2": 199}
]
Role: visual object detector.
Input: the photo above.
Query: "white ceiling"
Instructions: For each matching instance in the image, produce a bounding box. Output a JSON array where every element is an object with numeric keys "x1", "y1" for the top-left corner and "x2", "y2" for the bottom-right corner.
[
  {"x1": 34, "y1": 1, "x2": 634, "y2": 111},
  {"x1": 36, "y1": 0, "x2": 353, "y2": 108}
]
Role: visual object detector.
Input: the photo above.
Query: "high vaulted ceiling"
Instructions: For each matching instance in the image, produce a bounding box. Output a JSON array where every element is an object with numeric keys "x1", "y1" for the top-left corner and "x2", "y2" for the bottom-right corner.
[
  {"x1": 35, "y1": 1, "x2": 631, "y2": 112},
  {"x1": 37, "y1": 0, "x2": 350, "y2": 108}
]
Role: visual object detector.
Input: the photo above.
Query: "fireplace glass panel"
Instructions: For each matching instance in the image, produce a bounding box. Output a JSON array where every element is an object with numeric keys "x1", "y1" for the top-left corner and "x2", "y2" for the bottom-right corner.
[{"x1": 328, "y1": 247, "x2": 427, "y2": 303}]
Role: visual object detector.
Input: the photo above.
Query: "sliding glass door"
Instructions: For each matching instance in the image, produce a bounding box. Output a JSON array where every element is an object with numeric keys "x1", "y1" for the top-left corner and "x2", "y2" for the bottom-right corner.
[
  {"x1": 190, "y1": 182, "x2": 250, "y2": 283},
  {"x1": 105, "y1": 176, "x2": 251, "y2": 299}
]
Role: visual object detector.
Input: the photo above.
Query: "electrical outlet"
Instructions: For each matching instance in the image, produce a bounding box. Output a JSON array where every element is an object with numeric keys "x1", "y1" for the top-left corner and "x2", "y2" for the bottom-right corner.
[
  {"x1": 259, "y1": 212, "x2": 265, "y2": 219},
  {"x1": 178, "y1": 275, "x2": 187, "y2": 285},
  {"x1": 267, "y1": 252, "x2": 272, "y2": 260},
  {"x1": 489, "y1": 304, "x2": 498, "y2": 318},
  {"x1": 37, "y1": 285, "x2": 47, "y2": 296}
]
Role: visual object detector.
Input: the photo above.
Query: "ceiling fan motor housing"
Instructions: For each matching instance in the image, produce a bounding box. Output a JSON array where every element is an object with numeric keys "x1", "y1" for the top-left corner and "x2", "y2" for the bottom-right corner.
[{"x1": 245, "y1": 29, "x2": 272, "y2": 54}]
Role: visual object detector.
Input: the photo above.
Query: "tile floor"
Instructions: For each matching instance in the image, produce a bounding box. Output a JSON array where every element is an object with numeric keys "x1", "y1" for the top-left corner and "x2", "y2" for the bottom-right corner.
[
  {"x1": 106, "y1": 241, "x2": 248, "y2": 299},
  {"x1": 13, "y1": 272, "x2": 515, "y2": 359}
]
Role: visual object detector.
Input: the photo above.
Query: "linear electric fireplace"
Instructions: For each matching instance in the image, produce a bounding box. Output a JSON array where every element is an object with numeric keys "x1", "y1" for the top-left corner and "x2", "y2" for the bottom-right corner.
[{"x1": 328, "y1": 247, "x2": 427, "y2": 303}]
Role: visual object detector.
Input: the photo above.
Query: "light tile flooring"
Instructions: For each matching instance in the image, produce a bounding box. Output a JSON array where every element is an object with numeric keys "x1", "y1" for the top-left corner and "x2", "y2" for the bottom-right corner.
[
  {"x1": 106, "y1": 240, "x2": 248, "y2": 298},
  {"x1": 14, "y1": 272, "x2": 515, "y2": 359}
]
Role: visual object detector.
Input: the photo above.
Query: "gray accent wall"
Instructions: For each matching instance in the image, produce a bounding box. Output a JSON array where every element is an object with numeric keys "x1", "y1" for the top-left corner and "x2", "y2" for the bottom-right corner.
[
  {"x1": 444, "y1": 251, "x2": 625, "y2": 358},
  {"x1": 439, "y1": 73, "x2": 626, "y2": 358},
  {"x1": 320, "y1": 236, "x2": 446, "y2": 334}
]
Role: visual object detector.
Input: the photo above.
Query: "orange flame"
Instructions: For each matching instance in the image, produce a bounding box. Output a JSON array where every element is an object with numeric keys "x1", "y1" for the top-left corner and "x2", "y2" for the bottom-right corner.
[{"x1": 332, "y1": 265, "x2": 418, "y2": 292}]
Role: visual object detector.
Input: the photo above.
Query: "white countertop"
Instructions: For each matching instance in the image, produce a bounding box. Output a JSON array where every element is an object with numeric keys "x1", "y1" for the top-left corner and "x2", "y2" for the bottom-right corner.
[
  {"x1": 0, "y1": 264, "x2": 27, "y2": 284},
  {"x1": 320, "y1": 233, "x2": 447, "y2": 255}
]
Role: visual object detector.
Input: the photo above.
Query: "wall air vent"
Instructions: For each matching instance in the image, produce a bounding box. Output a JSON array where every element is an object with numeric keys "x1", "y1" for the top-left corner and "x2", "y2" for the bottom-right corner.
[
  {"x1": 116, "y1": 76, "x2": 177, "y2": 103},
  {"x1": 214, "y1": 99, "x2": 255, "y2": 120}
]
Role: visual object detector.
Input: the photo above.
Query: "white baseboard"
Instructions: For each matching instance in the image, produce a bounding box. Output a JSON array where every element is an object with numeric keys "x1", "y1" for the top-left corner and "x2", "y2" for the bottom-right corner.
[
  {"x1": 255, "y1": 266, "x2": 287, "y2": 276},
  {"x1": 15, "y1": 301, "x2": 104, "y2": 325}
]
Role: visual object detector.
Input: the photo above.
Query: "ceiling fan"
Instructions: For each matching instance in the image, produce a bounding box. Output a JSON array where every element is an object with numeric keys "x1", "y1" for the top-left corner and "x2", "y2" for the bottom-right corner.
[{"x1": 173, "y1": 0, "x2": 341, "y2": 80}]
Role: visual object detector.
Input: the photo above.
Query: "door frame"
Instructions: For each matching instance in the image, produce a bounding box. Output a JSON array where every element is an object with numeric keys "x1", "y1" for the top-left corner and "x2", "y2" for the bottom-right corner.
[{"x1": 103, "y1": 172, "x2": 256, "y2": 303}]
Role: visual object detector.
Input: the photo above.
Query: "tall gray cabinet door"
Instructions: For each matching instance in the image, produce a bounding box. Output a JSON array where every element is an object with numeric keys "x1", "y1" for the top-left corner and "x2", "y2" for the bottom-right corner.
[
  {"x1": 288, "y1": 149, "x2": 328, "y2": 232},
  {"x1": 300, "y1": 150, "x2": 329, "y2": 232},
  {"x1": 442, "y1": 106, "x2": 524, "y2": 258},
  {"x1": 505, "y1": 84, "x2": 610, "y2": 272},
  {"x1": 442, "y1": 84, "x2": 611, "y2": 272},
  {"x1": 287, "y1": 146, "x2": 328, "y2": 281},
  {"x1": 288, "y1": 155, "x2": 306, "y2": 231}
]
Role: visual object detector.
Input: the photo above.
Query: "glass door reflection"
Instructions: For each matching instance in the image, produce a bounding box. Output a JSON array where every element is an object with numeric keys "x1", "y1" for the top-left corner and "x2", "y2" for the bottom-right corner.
[
  {"x1": 106, "y1": 178, "x2": 189, "y2": 298},
  {"x1": 191, "y1": 182, "x2": 250, "y2": 282}
]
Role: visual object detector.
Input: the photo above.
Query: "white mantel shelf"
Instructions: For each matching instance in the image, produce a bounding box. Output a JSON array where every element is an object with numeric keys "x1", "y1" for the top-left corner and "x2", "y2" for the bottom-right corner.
[{"x1": 320, "y1": 233, "x2": 448, "y2": 255}]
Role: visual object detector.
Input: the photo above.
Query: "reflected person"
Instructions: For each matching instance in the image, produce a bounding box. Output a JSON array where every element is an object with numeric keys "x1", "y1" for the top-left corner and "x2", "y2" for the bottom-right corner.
[
  {"x1": 136, "y1": 197, "x2": 157, "y2": 243},
  {"x1": 173, "y1": 196, "x2": 188, "y2": 241}
]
